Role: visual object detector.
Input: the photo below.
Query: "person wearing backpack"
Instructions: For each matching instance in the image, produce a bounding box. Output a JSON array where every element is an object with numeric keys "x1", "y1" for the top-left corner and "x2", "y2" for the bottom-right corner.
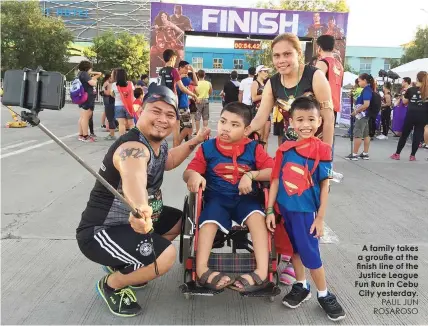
[
  {"x1": 111, "y1": 68, "x2": 136, "y2": 136},
  {"x1": 345, "y1": 73, "x2": 375, "y2": 161},
  {"x1": 73, "y1": 60, "x2": 102, "y2": 142},
  {"x1": 367, "y1": 82, "x2": 382, "y2": 140}
]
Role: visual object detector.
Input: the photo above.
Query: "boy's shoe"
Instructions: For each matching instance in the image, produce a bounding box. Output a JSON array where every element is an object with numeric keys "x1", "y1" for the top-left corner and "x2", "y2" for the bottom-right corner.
[
  {"x1": 376, "y1": 134, "x2": 388, "y2": 140},
  {"x1": 409, "y1": 155, "x2": 416, "y2": 161},
  {"x1": 282, "y1": 282, "x2": 311, "y2": 308},
  {"x1": 90, "y1": 134, "x2": 98, "y2": 141},
  {"x1": 102, "y1": 266, "x2": 148, "y2": 290},
  {"x1": 96, "y1": 276, "x2": 141, "y2": 317},
  {"x1": 359, "y1": 152, "x2": 370, "y2": 160},
  {"x1": 318, "y1": 292, "x2": 346, "y2": 321},
  {"x1": 345, "y1": 153, "x2": 358, "y2": 161},
  {"x1": 390, "y1": 153, "x2": 400, "y2": 160}
]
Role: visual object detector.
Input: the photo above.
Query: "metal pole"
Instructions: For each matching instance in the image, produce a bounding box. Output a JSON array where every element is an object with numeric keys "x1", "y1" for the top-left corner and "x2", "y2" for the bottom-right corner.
[{"x1": 36, "y1": 122, "x2": 142, "y2": 219}]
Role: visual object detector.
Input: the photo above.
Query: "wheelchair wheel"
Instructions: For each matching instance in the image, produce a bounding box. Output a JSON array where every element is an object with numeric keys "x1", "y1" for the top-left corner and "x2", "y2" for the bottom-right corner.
[{"x1": 179, "y1": 193, "x2": 195, "y2": 264}]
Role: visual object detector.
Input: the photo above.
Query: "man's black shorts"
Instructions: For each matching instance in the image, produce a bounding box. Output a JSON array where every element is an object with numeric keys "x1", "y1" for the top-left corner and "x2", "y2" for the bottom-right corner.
[{"x1": 77, "y1": 206, "x2": 182, "y2": 274}]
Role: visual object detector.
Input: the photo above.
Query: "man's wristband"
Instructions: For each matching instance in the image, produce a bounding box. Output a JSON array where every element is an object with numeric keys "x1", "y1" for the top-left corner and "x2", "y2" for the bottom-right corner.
[{"x1": 266, "y1": 206, "x2": 274, "y2": 214}]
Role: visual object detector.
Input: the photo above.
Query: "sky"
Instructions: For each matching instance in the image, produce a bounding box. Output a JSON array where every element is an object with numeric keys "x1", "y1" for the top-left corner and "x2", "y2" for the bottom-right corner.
[{"x1": 161, "y1": 0, "x2": 428, "y2": 48}]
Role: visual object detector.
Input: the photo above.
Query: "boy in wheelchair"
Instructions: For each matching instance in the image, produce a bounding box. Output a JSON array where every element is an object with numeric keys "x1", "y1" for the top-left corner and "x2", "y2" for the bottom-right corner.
[{"x1": 183, "y1": 102, "x2": 273, "y2": 292}]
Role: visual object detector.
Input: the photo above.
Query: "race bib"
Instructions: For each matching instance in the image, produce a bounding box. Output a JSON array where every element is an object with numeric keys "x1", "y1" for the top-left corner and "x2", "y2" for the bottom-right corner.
[{"x1": 148, "y1": 189, "x2": 163, "y2": 222}]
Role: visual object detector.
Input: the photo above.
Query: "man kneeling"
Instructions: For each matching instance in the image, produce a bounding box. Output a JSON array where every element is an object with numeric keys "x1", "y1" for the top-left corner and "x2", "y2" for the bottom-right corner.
[
  {"x1": 76, "y1": 84, "x2": 210, "y2": 317},
  {"x1": 183, "y1": 102, "x2": 273, "y2": 292}
]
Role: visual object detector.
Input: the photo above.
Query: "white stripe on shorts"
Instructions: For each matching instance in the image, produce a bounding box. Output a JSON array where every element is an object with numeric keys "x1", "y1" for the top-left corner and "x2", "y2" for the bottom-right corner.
[{"x1": 94, "y1": 230, "x2": 142, "y2": 269}]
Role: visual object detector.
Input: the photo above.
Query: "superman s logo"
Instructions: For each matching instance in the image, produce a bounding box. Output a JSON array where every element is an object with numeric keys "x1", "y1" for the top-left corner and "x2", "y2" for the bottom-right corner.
[
  {"x1": 281, "y1": 162, "x2": 313, "y2": 196},
  {"x1": 213, "y1": 163, "x2": 250, "y2": 184}
]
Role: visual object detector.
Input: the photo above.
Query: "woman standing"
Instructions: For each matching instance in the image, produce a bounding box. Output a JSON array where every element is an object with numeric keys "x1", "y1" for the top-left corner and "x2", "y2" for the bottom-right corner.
[
  {"x1": 391, "y1": 71, "x2": 428, "y2": 161},
  {"x1": 111, "y1": 68, "x2": 135, "y2": 135},
  {"x1": 251, "y1": 65, "x2": 271, "y2": 149},
  {"x1": 377, "y1": 82, "x2": 392, "y2": 140},
  {"x1": 77, "y1": 60, "x2": 102, "y2": 142},
  {"x1": 248, "y1": 33, "x2": 334, "y2": 147},
  {"x1": 392, "y1": 77, "x2": 411, "y2": 136},
  {"x1": 101, "y1": 72, "x2": 116, "y2": 140}
]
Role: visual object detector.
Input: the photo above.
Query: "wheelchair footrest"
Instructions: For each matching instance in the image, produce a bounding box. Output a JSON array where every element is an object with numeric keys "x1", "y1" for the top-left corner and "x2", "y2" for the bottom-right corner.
[
  {"x1": 239, "y1": 282, "x2": 281, "y2": 298},
  {"x1": 179, "y1": 281, "x2": 224, "y2": 296}
]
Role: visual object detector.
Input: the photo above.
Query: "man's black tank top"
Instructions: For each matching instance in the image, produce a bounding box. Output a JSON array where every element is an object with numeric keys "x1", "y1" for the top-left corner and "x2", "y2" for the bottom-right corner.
[{"x1": 76, "y1": 128, "x2": 168, "y2": 240}]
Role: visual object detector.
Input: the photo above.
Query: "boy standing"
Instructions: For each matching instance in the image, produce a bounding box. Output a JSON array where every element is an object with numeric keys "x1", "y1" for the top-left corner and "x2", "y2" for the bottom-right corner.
[
  {"x1": 176, "y1": 60, "x2": 198, "y2": 144},
  {"x1": 159, "y1": 49, "x2": 198, "y2": 147},
  {"x1": 183, "y1": 102, "x2": 273, "y2": 292},
  {"x1": 266, "y1": 97, "x2": 346, "y2": 321}
]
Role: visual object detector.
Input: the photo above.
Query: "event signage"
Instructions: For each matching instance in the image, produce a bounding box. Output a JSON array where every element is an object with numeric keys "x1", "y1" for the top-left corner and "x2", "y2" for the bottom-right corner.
[{"x1": 149, "y1": 3, "x2": 348, "y2": 77}]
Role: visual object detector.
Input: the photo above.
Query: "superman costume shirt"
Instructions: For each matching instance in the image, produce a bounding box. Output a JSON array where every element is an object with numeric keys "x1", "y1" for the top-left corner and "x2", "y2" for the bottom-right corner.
[
  {"x1": 272, "y1": 137, "x2": 332, "y2": 213},
  {"x1": 186, "y1": 137, "x2": 273, "y2": 233}
]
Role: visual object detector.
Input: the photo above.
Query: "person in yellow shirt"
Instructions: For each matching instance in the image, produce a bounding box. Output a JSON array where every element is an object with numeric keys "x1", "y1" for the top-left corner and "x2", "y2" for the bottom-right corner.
[{"x1": 195, "y1": 70, "x2": 212, "y2": 134}]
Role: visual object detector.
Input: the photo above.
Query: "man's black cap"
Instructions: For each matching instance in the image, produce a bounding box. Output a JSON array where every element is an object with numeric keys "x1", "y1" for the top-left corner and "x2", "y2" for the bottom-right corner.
[{"x1": 143, "y1": 83, "x2": 178, "y2": 111}]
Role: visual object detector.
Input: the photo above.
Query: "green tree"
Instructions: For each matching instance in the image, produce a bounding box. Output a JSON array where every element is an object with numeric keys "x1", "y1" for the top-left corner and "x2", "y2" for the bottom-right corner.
[
  {"x1": 1, "y1": 0, "x2": 73, "y2": 73},
  {"x1": 344, "y1": 62, "x2": 358, "y2": 74},
  {"x1": 246, "y1": 0, "x2": 350, "y2": 68},
  {"x1": 401, "y1": 26, "x2": 428, "y2": 64},
  {"x1": 84, "y1": 31, "x2": 150, "y2": 80},
  {"x1": 389, "y1": 59, "x2": 401, "y2": 69},
  {"x1": 257, "y1": 0, "x2": 349, "y2": 12}
]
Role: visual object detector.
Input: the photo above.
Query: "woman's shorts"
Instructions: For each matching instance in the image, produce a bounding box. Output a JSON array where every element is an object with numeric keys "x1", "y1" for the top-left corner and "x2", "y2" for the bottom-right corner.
[{"x1": 115, "y1": 105, "x2": 133, "y2": 120}]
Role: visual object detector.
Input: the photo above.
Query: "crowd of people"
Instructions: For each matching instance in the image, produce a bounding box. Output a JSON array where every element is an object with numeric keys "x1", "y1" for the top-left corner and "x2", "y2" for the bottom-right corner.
[
  {"x1": 72, "y1": 31, "x2": 427, "y2": 321},
  {"x1": 342, "y1": 73, "x2": 428, "y2": 161}
]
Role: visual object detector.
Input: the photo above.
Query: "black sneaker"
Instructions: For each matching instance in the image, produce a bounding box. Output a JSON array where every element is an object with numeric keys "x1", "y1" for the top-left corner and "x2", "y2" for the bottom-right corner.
[
  {"x1": 102, "y1": 266, "x2": 148, "y2": 290},
  {"x1": 96, "y1": 276, "x2": 141, "y2": 317},
  {"x1": 359, "y1": 152, "x2": 370, "y2": 160},
  {"x1": 318, "y1": 292, "x2": 346, "y2": 321},
  {"x1": 282, "y1": 282, "x2": 311, "y2": 308},
  {"x1": 345, "y1": 153, "x2": 358, "y2": 161}
]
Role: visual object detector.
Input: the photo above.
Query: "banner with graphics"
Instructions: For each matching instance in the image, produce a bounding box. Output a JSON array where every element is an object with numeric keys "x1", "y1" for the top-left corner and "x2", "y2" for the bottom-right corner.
[{"x1": 149, "y1": 3, "x2": 349, "y2": 77}]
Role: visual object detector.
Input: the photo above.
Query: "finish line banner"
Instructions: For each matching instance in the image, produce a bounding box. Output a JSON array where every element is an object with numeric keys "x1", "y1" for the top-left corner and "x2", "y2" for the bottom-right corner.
[{"x1": 149, "y1": 3, "x2": 349, "y2": 77}]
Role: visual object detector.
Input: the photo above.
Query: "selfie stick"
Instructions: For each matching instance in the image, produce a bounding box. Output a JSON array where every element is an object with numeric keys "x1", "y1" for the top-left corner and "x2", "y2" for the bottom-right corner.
[{"x1": 18, "y1": 68, "x2": 159, "y2": 274}]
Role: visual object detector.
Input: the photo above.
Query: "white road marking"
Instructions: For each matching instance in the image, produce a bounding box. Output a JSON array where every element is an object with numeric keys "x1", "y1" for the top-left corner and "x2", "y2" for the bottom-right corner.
[
  {"x1": 0, "y1": 140, "x2": 37, "y2": 152},
  {"x1": 320, "y1": 223, "x2": 339, "y2": 244},
  {"x1": 0, "y1": 133, "x2": 78, "y2": 159}
]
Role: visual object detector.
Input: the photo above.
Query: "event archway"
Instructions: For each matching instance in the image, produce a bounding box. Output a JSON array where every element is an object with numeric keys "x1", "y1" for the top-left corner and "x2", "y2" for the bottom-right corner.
[{"x1": 149, "y1": 3, "x2": 349, "y2": 78}]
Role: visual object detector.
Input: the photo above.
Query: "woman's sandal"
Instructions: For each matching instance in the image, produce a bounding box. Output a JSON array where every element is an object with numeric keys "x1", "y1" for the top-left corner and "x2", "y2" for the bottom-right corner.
[
  {"x1": 229, "y1": 272, "x2": 270, "y2": 293},
  {"x1": 197, "y1": 269, "x2": 235, "y2": 290}
]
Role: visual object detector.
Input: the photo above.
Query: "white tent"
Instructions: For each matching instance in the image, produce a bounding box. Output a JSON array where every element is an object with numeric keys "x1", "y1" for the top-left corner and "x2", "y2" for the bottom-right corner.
[
  {"x1": 391, "y1": 58, "x2": 428, "y2": 82},
  {"x1": 342, "y1": 71, "x2": 358, "y2": 87}
]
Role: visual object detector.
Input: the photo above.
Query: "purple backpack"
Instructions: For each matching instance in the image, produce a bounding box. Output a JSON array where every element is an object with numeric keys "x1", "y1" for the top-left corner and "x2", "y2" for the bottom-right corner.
[{"x1": 70, "y1": 75, "x2": 88, "y2": 105}]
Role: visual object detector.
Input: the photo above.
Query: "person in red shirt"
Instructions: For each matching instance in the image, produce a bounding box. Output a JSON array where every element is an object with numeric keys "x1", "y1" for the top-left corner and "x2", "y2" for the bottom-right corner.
[
  {"x1": 183, "y1": 102, "x2": 273, "y2": 293},
  {"x1": 315, "y1": 35, "x2": 344, "y2": 183},
  {"x1": 133, "y1": 88, "x2": 144, "y2": 120}
]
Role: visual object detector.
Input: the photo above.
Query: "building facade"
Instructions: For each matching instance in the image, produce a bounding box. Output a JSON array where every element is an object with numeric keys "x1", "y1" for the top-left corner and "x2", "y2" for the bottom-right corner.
[
  {"x1": 184, "y1": 47, "x2": 253, "y2": 93},
  {"x1": 345, "y1": 46, "x2": 404, "y2": 76},
  {"x1": 40, "y1": 0, "x2": 151, "y2": 42}
]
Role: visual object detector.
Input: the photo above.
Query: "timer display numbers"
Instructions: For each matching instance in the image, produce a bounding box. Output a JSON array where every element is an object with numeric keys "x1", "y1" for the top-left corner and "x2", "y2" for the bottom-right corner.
[{"x1": 234, "y1": 40, "x2": 261, "y2": 50}]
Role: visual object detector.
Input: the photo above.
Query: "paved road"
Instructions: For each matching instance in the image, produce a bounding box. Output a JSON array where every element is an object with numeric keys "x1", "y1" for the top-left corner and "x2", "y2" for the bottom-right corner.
[{"x1": 1, "y1": 103, "x2": 427, "y2": 325}]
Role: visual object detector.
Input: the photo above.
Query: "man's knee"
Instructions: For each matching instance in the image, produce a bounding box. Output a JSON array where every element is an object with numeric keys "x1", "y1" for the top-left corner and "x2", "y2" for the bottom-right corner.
[{"x1": 155, "y1": 244, "x2": 176, "y2": 275}]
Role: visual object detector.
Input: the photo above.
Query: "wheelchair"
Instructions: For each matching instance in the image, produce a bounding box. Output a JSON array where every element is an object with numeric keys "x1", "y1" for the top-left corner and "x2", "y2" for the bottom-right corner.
[{"x1": 178, "y1": 182, "x2": 281, "y2": 301}]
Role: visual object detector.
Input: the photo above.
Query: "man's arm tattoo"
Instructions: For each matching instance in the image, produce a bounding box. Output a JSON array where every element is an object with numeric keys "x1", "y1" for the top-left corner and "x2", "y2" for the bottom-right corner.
[
  {"x1": 189, "y1": 144, "x2": 196, "y2": 151},
  {"x1": 119, "y1": 147, "x2": 147, "y2": 161}
]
